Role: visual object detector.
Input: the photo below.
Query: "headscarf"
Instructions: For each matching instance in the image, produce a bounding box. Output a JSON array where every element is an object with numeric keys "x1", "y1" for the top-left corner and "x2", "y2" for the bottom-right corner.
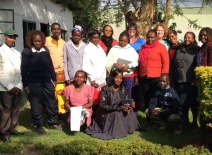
[{"x1": 72, "y1": 25, "x2": 83, "y2": 34}]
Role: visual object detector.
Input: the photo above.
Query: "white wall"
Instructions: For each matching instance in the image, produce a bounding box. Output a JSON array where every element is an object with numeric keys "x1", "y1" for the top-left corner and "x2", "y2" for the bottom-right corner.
[{"x1": 0, "y1": 0, "x2": 73, "y2": 52}]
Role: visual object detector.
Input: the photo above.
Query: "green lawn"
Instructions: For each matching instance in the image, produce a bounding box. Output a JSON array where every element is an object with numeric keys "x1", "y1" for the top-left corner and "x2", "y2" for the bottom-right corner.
[{"x1": 0, "y1": 103, "x2": 211, "y2": 155}]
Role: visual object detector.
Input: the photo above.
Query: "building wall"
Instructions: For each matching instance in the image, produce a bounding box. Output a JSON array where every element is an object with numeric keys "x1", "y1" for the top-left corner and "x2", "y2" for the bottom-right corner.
[{"x1": 0, "y1": 0, "x2": 73, "y2": 52}]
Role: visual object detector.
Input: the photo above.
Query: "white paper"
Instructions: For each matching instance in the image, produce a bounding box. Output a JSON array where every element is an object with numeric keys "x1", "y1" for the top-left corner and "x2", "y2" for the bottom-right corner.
[{"x1": 70, "y1": 106, "x2": 82, "y2": 131}]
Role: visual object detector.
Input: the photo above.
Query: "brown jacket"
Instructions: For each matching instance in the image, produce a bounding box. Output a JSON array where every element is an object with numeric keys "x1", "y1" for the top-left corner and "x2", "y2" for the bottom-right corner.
[{"x1": 197, "y1": 42, "x2": 212, "y2": 66}]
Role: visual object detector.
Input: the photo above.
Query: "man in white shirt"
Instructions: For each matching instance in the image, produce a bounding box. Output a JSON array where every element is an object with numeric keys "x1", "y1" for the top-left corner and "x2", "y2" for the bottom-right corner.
[{"x1": 0, "y1": 29, "x2": 23, "y2": 142}]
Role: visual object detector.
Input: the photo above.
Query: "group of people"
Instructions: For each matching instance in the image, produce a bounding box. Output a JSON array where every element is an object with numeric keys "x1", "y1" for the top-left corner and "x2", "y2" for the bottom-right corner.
[{"x1": 0, "y1": 21, "x2": 212, "y2": 142}]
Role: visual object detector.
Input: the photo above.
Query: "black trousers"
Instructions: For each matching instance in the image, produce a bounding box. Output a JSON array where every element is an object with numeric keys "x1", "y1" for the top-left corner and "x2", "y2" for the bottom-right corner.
[
  {"x1": 0, "y1": 91, "x2": 21, "y2": 137},
  {"x1": 139, "y1": 77, "x2": 160, "y2": 110},
  {"x1": 28, "y1": 82, "x2": 58, "y2": 128}
]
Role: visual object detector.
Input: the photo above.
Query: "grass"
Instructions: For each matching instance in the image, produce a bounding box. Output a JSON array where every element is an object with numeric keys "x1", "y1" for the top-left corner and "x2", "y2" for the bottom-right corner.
[{"x1": 0, "y1": 103, "x2": 212, "y2": 154}]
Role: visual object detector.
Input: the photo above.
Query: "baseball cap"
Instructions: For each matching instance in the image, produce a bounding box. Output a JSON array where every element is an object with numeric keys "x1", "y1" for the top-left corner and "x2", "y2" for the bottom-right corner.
[{"x1": 4, "y1": 29, "x2": 19, "y2": 37}]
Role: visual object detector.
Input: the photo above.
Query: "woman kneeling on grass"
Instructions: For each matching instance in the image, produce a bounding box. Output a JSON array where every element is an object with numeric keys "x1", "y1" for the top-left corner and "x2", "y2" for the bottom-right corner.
[
  {"x1": 85, "y1": 69, "x2": 140, "y2": 140},
  {"x1": 63, "y1": 70, "x2": 94, "y2": 130}
]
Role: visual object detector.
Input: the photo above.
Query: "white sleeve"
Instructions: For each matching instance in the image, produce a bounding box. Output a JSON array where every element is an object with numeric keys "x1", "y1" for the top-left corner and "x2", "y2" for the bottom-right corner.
[
  {"x1": 82, "y1": 49, "x2": 95, "y2": 81},
  {"x1": 106, "y1": 48, "x2": 116, "y2": 73}
]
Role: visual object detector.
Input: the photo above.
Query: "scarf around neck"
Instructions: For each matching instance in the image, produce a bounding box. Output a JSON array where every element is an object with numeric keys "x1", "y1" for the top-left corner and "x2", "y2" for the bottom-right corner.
[
  {"x1": 101, "y1": 35, "x2": 113, "y2": 54},
  {"x1": 140, "y1": 40, "x2": 158, "y2": 64}
]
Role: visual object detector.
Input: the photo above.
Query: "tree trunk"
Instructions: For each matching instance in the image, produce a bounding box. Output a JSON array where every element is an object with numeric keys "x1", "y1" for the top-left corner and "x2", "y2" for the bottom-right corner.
[
  {"x1": 125, "y1": 0, "x2": 155, "y2": 39},
  {"x1": 164, "y1": 0, "x2": 171, "y2": 29}
]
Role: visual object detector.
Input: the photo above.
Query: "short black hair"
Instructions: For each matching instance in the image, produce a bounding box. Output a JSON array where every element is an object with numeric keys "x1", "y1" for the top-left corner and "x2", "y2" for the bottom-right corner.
[
  {"x1": 88, "y1": 29, "x2": 101, "y2": 38},
  {"x1": 75, "y1": 70, "x2": 88, "y2": 83},
  {"x1": 119, "y1": 30, "x2": 130, "y2": 43},
  {"x1": 160, "y1": 73, "x2": 170, "y2": 81},
  {"x1": 51, "y1": 23, "x2": 61, "y2": 30},
  {"x1": 108, "y1": 69, "x2": 123, "y2": 86},
  {"x1": 146, "y1": 29, "x2": 157, "y2": 37}
]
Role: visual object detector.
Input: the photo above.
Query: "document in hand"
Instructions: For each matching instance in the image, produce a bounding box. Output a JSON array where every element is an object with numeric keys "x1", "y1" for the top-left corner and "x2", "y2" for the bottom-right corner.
[
  {"x1": 123, "y1": 99, "x2": 133, "y2": 106},
  {"x1": 117, "y1": 58, "x2": 131, "y2": 66},
  {"x1": 70, "y1": 106, "x2": 82, "y2": 131}
]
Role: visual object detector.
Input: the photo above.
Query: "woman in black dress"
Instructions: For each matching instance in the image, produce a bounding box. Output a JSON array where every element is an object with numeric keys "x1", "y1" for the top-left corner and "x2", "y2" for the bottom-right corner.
[{"x1": 85, "y1": 69, "x2": 140, "y2": 140}]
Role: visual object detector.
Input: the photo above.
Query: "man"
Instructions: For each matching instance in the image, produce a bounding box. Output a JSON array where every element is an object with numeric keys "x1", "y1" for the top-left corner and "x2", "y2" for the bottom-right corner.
[
  {"x1": 145, "y1": 74, "x2": 183, "y2": 134},
  {"x1": 45, "y1": 23, "x2": 67, "y2": 121},
  {"x1": 0, "y1": 29, "x2": 23, "y2": 142}
]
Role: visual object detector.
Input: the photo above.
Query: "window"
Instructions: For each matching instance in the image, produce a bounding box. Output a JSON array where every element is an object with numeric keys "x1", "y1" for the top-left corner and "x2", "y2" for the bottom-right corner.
[
  {"x1": 40, "y1": 23, "x2": 50, "y2": 37},
  {"x1": 61, "y1": 29, "x2": 67, "y2": 41},
  {"x1": 23, "y1": 20, "x2": 36, "y2": 47}
]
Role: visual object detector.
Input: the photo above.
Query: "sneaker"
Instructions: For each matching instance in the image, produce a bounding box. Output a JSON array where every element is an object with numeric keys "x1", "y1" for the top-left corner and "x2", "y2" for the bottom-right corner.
[
  {"x1": 158, "y1": 125, "x2": 166, "y2": 130},
  {"x1": 47, "y1": 125, "x2": 62, "y2": 130},
  {"x1": 36, "y1": 127, "x2": 47, "y2": 135},
  {"x1": 174, "y1": 128, "x2": 182, "y2": 134}
]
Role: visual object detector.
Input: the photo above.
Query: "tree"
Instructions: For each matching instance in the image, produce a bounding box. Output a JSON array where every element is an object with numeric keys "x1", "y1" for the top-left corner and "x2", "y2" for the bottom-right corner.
[{"x1": 52, "y1": 0, "x2": 102, "y2": 38}]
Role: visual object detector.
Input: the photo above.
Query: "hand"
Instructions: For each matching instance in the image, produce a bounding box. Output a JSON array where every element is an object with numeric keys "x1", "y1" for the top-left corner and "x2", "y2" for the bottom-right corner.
[
  {"x1": 91, "y1": 81, "x2": 98, "y2": 88},
  {"x1": 121, "y1": 104, "x2": 132, "y2": 114},
  {"x1": 151, "y1": 109, "x2": 159, "y2": 117},
  {"x1": 134, "y1": 77, "x2": 139, "y2": 86},
  {"x1": 24, "y1": 87, "x2": 30, "y2": 95},
  {"x1": 9, "y1": 87, "x2": 20, "y2": 95},
  {"x1": 114, "y1": 63, "x2": 122, "y2": 70},
  {"x1": 122, "y1": 66, "x2": 129, "y2": 72}
]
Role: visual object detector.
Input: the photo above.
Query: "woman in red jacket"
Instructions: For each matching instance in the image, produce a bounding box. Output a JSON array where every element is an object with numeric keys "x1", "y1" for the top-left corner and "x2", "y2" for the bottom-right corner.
[
  {"x1": 98, "y1": 25, "x2": 118, "y2": 55},
  {"x1": 136, "y1": 29, "x2": 169, "y2": 110}
]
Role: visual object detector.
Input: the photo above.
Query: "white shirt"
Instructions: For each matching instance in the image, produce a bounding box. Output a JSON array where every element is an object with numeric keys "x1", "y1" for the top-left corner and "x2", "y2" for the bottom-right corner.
[
  {"x1": 82, "y1": 42, "x2": 106, "y2": 85},
  {"x1": 0, "y1": 44, "x2": 22, "y2": 91}
]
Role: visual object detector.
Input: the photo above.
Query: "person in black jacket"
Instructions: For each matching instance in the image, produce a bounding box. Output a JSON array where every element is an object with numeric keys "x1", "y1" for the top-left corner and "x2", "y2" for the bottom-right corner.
[
  {"x1": 85, "y1": 69, "x2": 140, "y2": 140},
  {"x1": 171, "y1": 32, "x2": 200, "y2": 128},
  {"x1": 146, "y1": 74, "x2": 183, "y2": 134},
  {"x1": 21, "y1": 30, "x2": 61, "y2": 135}
]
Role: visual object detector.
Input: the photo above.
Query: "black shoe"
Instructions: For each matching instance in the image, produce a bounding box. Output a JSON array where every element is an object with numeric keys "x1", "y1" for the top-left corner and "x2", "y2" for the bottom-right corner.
[
  {"x1": 11, "y1": 130, "x2": 25, "y2": 136},
  {"x1": 47, "y1": 125, "x2": 62, "y2": 130},
  {"x1": 2, "y1": 136, "x2": 11, "y2": 143},
  {"x1": 36, "y1": 127, "x2": 47, "y2": 135}
]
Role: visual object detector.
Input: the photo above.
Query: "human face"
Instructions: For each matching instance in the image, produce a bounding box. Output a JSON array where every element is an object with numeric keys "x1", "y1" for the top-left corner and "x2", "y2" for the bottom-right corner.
[
  {"x1": 119, "y1": 36, "x2": 128, "y2": 48},
  {"x1": 72, "y1": 31, "x2": 82, "y2": 44},
  {"x1": 184, "y1": 33, "x2": 194, "y2": 46},
  {"x1": 146, "y1": 32, "x2": 157, "y2": 45},
  {"x1": 156, "y1": 26, "x2": 164, "y2": 40},
  {"x1": 51, "y1": 24, "x2": 61, "y2": 39},
  {"x1": 158, "y1": 75, "x2": 170, "y2": 90},
  {"x1": 128, "y1": 26, "x2": 136, "y2": 37},
  {"x1": 199, "y1": 31, "x2": 208, "y2": 44},
  {"x1": 4, "y1": 35, "x2": 16, "y2": 48},
  {"x1": 103, "y1": 26, "x2": 113, "y2": 38},
  {"x1": 90, "y1": 34, "x2": 100, "y2": 46},
  {"x1": 74, "y1": 72, "x2": 85, "y2": 86},
  {"x1": 113, "y1": 73, "x2": 123, "y2": 86},
  {"x1": 33, "y1": 35, "x2": 43, "y2": 51},
  {"x1": 168, "y1": 33, "x2": 178, "y2": 44}
]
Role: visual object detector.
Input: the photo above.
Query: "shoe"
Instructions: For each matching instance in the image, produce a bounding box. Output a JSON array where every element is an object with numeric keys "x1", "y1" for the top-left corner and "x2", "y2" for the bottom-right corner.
[
  {"x1": 36, "y1": 127, "x2": 47, "y2": 135},
  {"x1": 11, "y1": 130, "x2": 25, "y2": 136},
  {"x1": 2, "y1": 136, "x2": 11, "y2": 143},
  {"x1": 47, "y1": 124, "x2": 62, "y2": 130},
  {"x1": 158, "y1": 125, "x2": 166, "y2": 130},
  {"x1": 174, "y1": 128, "x2": 182, "y2": 134}
]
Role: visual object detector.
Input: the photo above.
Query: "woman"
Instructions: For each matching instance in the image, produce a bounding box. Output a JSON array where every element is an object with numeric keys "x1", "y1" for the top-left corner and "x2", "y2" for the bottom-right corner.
[
  {"x1": 85, "y1": 69, "x2": 140, "y2": 140},
  {"x1": 82, "y1": 29, "x2": 107, "y2": 105},
  {"x1": 106, "y1": 31, "x2": 138, "y2": 99},
  {"x1": 127, "y1": 23, "x2": 145, "y2": 112},
  {"x1": 127, "y1": 23, "x2": 145, "y2": 53},
  {"x1": 137, "y1": 29, "x2": 169, "y2": 110},
  {"x1": 63, "y1": 70, "x2": 94, "y2": 129},
  {"x1": 196, "y1": 27, "x2": 212, "y2": 130},
  {"x1": 171, "y1": 32, "x2": 200, "y2": 128},
  {"x1": 154, "y1": 23, "x2": 170, "y2": 51},
  {"x1": 21, "y1": 30, "x2": 61, "y2": 135},
  {"x1": 64, "y1": 25, "x2": 86, "y2": 84},
  {"x1": 98, "y1": 25, "x2": 118, "y2": 55},
  {"x1": 167, "y1": 29, "x2": 183, "y2": 61},
  {"x1": 196, "y1": 27, "x2": 212, "y2": 66}
]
